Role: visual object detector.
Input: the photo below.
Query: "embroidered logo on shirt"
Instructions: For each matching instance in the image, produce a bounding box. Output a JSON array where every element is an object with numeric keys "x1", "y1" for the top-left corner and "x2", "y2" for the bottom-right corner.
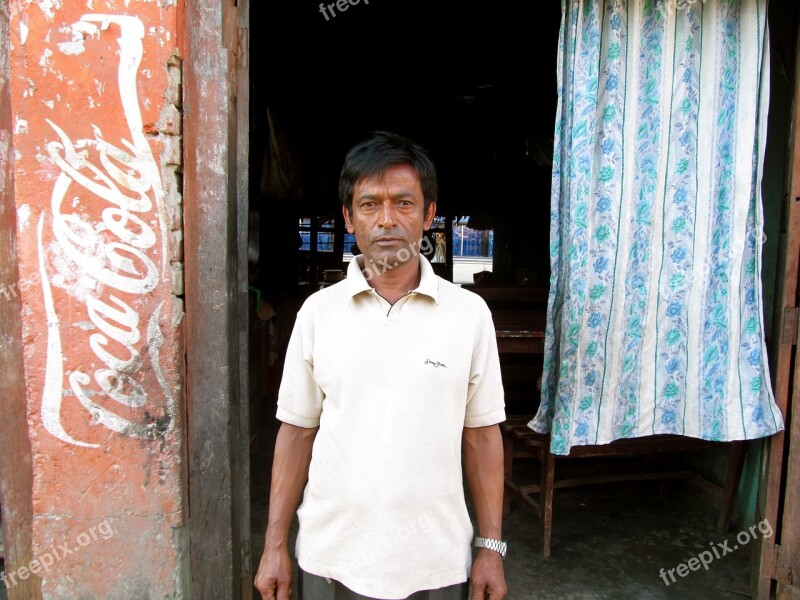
[{"x1": 424, "y1": 359, "x2": 447, "y2": 368}]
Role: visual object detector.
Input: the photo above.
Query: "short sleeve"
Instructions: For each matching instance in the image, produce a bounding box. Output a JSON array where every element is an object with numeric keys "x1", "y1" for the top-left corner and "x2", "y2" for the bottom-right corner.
[
  {"x1": 275, "y1": 309, "x2": 325, "y2": 428},
  {"x1": 464, "y1": 302, "x2": 506, "y2": 427}
]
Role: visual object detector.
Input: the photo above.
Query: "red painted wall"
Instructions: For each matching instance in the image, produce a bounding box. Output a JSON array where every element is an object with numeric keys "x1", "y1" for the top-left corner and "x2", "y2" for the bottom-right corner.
[{"x1": 6, "y1": 1, "x2": 186, "y2": 596}]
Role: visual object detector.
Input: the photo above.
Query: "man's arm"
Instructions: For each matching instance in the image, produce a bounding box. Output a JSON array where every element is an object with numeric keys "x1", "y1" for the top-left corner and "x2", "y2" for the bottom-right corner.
[
  {"x1": 463, "y1": 424, "x2": 508, "y2": 600},
  {"x1": 254, "y1": 423, "x2": 318, "y2": 600}
]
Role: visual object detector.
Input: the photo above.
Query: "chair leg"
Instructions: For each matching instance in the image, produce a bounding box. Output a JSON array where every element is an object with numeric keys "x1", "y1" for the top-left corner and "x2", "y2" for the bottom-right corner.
[
  {"x1": 541, "y1": 439, "x2": 555, "y2": 558},
  {"x1": 659, "y1": 454, "x2": 676, "y2": 498},
  {"x1": 717, "y1": 441, "x2": 746, "y2": 533}
]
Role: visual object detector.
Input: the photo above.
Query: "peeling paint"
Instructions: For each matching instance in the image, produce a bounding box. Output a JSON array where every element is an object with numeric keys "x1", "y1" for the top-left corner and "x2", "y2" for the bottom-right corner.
[
  {"x1": 35, "y1": 0, "x2": 64, "y2": 20},
  {"x1": 17, "y1": 204, "x2": 32, "y2": 234},
  {"x1": 14, "y1": 117, "x2": 29, "y2": 134},
  {"x1": 147, "y1": 25, "x2": 171, "y2": 47},
  {"x1": 57, "y1": 39, "x2": 86, "y2": 55},
  {"x1": 0, "y1": 133, "x2": 9, "y2": 198},
  {"x1": 39, "y1": 47, "x2": 53, "y2": 68},
  {"x1": 47, "y1": 237, "x2": 102, "y2": 303},
  {"x1": 35, "y1": 148, "x2": 50, "y2": 164},
  {"x1": 20, "y1": 21, "x2": 29, "y2": 44},
  {"x1": 73, "y1": 18, "x2": 101, "y2": 39},
  {"x1": 38, "y1": 214, "x2": 97, "y2": 447},
  {"x1": 56, "y1": 19, "x2": 104, "y2": 56}
]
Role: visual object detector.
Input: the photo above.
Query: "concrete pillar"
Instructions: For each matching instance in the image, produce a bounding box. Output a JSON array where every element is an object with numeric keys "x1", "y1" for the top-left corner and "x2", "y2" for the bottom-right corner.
[{"x1": 2, "y1": 2, "x2": 187, "y2": 597}]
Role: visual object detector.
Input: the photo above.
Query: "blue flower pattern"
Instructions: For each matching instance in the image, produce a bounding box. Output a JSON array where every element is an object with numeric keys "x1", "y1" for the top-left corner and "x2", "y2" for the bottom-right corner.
[
  {"x1": 612, "y1": 0, "x2": 663, "y2": 439},
  {"x1": 653, "y1": 1, "x2": 702, "y2": 434},
  {"x1": 529, "y1": 0, "x2": 784, "y2": 455}
]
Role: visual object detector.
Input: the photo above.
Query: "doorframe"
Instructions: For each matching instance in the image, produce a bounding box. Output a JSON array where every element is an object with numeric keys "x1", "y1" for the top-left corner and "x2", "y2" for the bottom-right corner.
[
  {"x1": 235, "y1": 0, "x2": 252, "y2": 596},
  {"x1": 756, "y1": 6, "x2": 800, "y2": 599},
  {"x1": 183, "y1": 0, "x2": 251, "y2": 597},
  {"x1": 0, "y1": 7, "x2": 42, "y2": 600}
]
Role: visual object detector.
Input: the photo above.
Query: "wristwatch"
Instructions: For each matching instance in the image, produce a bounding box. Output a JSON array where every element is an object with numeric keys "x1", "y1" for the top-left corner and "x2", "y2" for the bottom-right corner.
[{"x1": 473, "y1": 536, "x2": 507, "y2": 559}]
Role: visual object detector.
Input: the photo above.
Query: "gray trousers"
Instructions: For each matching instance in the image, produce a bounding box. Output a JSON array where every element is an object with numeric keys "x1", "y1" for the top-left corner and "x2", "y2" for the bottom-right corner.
[{"x1": 298, "y1": 569, "x2": 469, "y2": 600}]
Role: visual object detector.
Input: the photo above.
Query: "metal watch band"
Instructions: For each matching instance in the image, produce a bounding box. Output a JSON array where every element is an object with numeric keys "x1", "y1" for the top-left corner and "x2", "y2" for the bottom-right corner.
[{"x1": 473, "y1": 536, "x2": 507, "y2": 559}]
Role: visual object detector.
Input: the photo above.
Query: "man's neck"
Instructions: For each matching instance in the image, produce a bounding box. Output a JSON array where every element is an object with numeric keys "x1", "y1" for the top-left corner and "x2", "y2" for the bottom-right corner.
[{"x1": 365, "y1": 255, "x2": 422, "y2": 305}]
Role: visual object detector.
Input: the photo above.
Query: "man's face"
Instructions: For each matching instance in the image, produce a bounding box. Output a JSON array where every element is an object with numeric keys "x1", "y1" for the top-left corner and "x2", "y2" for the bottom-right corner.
[{"x1": 343, "y1": 164, "x2": 436, "y2": 270}]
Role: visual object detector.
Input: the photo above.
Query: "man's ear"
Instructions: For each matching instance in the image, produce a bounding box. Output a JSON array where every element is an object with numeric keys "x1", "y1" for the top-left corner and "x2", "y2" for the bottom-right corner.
[
  {"x1": 423, "y1": 202, "x2": 437, "y2": 231},
  {"x1": 342, "y1": 204, "x2": 354, "y2": 233}
]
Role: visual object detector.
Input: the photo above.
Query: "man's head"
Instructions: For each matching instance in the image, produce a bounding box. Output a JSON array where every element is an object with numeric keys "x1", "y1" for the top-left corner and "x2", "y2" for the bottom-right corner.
[
  {"x1": 339, "y1": 131, "x2": 438, "y2": 219},
  {"x1": 340, "y1": 132, "x2": 438, "y2": 274}
]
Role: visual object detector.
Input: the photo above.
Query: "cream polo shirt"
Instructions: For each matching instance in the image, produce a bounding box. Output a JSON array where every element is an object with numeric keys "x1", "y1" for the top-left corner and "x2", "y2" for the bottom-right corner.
[{"x1": 276, "y1": 254, "x2": 505, "y2": 599}]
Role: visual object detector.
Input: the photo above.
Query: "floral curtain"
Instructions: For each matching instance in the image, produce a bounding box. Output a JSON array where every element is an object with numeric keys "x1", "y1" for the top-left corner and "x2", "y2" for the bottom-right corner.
[{"x1": 529, "y1": 0, "x2": 784, "y2": 455}]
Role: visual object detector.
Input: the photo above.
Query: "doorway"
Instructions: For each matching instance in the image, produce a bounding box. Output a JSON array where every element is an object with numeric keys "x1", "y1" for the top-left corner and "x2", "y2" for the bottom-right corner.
[
  {"x1": 241, "y1": 1, "x2": 797, "y2": 599},
  {"x1": 244, "y1": 1, "x2": 561, "y2": 596}
]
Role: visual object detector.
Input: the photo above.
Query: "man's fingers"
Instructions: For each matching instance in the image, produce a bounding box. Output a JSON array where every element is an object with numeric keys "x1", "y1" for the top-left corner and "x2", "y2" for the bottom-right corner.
[
  {"x1": 471, "y1": 581, "x2": 487, "y2": 600},
  {"x1": 255, "y1": 575, "x2": 285, "y2": 600},
  {"x1": 256, "y1": 583, "x2": 274, "y2": 600},
  {"x1": 257, "y1": 581, "x2": 276, "y2": 600}
]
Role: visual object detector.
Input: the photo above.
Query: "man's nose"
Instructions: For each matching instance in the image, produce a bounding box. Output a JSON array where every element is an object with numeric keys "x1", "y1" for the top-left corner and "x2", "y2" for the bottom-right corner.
[{"x1": 378, "y1": 203, "x2": 396, "y2": 228}]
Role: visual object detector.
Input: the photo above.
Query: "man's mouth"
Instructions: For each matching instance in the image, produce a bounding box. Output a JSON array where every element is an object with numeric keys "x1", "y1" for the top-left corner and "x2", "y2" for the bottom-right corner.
[{"x1": 374, "y1": 237, "x2": 402, "y2": 246}]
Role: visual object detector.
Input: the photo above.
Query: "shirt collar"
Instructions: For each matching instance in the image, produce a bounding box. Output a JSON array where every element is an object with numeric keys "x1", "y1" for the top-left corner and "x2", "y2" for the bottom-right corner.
[{"x1": 346, "y1": 253, "x2": 439, "y2": 304}]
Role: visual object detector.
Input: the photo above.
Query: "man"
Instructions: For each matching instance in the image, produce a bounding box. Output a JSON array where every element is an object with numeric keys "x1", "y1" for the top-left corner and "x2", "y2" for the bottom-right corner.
[{"x1": 254, "y1": 131, "x2": 508, "y2": 600}]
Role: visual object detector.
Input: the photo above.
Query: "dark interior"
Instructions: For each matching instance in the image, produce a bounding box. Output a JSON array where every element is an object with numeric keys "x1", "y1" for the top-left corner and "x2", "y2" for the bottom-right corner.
[
  {"x1": 248, "y1": 0, "x2": 561, "y2": 287},
  {"x1": 246, "y1": 0, "x2": 563, "y2": 421}
]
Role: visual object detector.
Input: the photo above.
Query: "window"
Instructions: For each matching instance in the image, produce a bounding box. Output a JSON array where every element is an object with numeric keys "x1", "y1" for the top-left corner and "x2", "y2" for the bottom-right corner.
[
  {"x1": 452, "y1": 216, "x2": 493, "y2": 258},
  {"x1": 298, "y1": 217, "x2": 336, "y2": 252},
  {"x1": 451, "y1": 216, "x2": 493, "y2": 285}
]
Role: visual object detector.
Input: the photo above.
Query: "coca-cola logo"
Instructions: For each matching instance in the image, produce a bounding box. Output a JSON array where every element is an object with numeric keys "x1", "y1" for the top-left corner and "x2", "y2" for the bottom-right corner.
[{"x1": 38, "y1": 15, "x2": 173, "y2": 447}]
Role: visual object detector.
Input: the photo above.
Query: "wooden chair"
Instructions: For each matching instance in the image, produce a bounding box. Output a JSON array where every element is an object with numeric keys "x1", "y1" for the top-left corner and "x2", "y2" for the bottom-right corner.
[{"x1": 501, "y1": 416, "x2": 747, "y2": 557}]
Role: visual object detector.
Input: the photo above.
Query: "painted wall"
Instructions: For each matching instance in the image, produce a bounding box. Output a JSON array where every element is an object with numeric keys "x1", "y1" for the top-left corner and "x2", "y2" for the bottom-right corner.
[{"x1": 4, "y1": 1, "x2": 186, "y2": 597}]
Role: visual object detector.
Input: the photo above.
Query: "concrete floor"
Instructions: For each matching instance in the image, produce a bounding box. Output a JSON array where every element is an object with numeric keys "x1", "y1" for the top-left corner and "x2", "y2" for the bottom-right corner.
[
  {"x1": 250, "y1": 418, "x2": 756, "y2": 600},
  {"x1": 0, "y1": 420, "x2": 753, "y2": 599}
]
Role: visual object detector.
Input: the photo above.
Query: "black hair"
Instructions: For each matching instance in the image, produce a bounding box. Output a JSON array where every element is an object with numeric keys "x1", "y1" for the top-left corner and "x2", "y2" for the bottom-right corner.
[{"x1": 338, "y1": 131, "x2": 438, "y2": 217}]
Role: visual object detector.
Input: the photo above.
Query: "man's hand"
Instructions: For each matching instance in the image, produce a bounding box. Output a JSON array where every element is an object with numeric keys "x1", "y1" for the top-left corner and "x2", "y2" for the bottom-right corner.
[
  {"x1": 254, "y1": 545, "x2": 293, "y2": 600},
  {"x1": 254, "y1": 423, "x2": 317, "y2": 600},
  {"x1": 463, "y1": 424, "x2": 507, "y2": 599},
  {"x1": 470, "y1": 549, "x2": 507, "y2": 599}
]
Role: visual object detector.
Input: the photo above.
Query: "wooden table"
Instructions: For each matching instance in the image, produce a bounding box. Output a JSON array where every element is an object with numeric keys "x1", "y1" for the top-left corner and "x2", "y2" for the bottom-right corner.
[{"x1": 491, "y1": 309, "x2": 547, "y2": 354}]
